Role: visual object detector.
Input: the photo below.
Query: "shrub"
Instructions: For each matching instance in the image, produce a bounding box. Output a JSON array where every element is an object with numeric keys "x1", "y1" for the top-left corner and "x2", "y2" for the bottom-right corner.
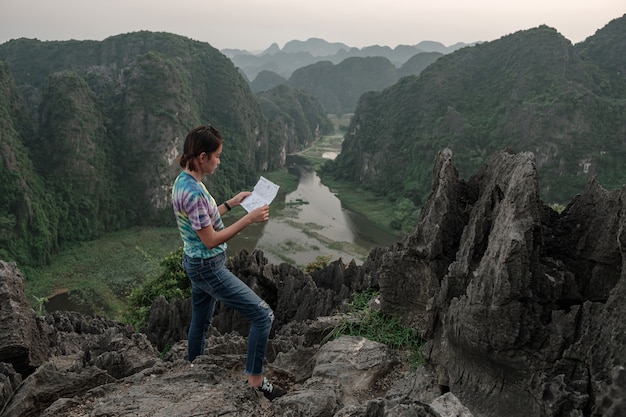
[
  {"x1": 123, "y1": 247, "x2": 189, "y2": 329},
  {"x1": 302, "y1": 254, "x2": 333, "y2": 273}
]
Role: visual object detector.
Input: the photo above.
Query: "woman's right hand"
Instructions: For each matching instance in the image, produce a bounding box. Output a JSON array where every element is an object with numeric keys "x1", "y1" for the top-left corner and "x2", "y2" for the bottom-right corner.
[{"x1": 247, "y1": 205, "x2": 270, "y2": 224}]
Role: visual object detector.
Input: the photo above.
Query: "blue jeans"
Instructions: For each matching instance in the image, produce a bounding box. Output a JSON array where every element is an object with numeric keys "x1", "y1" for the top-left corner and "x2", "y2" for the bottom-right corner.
[{"x1": 182, "y1": 252, "x2": 274, "y2": 375}]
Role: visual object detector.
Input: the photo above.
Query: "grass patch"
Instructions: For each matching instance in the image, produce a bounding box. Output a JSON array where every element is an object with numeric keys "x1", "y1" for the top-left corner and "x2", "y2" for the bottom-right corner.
[
  {"x1": 302, "y1": 255, "x2": 333, "y2": 273},
  {"x1": 319, "y1": 176, "x2": 401, "y2": 235},
  {"x1": 297, "y1": 154, "x2": 328, "y2": 172},
  {"x1": 280, "y1": 239, "x2": 308, "y2": 253},
  {"x1": 285, "y1": 198, "x2": 309, "y2": 207},
  {"x1": 262, "y1": 168, "x2": 298, "y2": 195},
  {"x1": 324, "y1": 289, "x2": 425, "y2": 369},
  {"x1": 282, "y1": 219, "x2": 369, "y2": 257},
  {"x1": 266, "y1": 249, "x2": 296, "y2": 265}
]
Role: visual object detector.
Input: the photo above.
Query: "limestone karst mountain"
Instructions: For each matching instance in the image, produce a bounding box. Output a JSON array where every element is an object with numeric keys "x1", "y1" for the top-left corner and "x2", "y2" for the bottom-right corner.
[
  {"x1": 0, "y1": 31, "x2": 330, "y2": 267},
  {"x1": 329, "y1": 16, "x2": 626, "y2": 214}
]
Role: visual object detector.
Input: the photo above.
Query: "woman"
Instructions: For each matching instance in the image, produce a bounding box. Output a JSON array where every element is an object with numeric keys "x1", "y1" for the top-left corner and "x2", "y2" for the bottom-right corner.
[{"x1": 171, "y1": 124, "x2": 286, "y2": 401}]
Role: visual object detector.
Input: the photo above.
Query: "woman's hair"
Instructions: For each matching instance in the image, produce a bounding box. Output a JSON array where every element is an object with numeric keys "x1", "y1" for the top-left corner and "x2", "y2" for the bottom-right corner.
[{"x1": 178, "y1": 125, "x2": 223, "y2": 171}]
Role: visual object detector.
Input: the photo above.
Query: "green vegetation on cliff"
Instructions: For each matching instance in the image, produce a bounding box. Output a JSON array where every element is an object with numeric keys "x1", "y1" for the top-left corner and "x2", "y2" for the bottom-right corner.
[
  {"x1": 0, "y1": 32, "x2": 329, "y2": 267},
  {"x1": 325, "y1": 19, "x2": 626, "y2": 232},
  {"x1": 0, "y1": 62, "x2": 59, "y2": 264},
  {"x1": 257, "y1": 84, "x2": 334, "y2": 153},
  {"x1": 289, "y1": 56, "x2": 404, "y2": 114}
]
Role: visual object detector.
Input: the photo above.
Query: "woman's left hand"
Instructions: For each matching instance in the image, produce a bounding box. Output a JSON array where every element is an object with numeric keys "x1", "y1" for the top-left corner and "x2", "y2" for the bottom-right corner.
[{"x1": 230, "y1": 191, "x2": 252, "y2": 207}]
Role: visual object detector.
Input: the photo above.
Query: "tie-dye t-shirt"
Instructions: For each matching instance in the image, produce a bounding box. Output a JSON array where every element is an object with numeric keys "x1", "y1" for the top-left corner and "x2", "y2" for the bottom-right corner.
[{"x1": 172, "y1": 171, "x2": 226, "y2": 259}]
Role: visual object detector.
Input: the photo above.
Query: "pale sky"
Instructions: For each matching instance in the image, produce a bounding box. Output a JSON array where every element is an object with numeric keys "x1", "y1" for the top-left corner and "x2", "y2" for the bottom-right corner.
[{"x1": 0, "y1": 1, "x2": 623, "y2": 52}]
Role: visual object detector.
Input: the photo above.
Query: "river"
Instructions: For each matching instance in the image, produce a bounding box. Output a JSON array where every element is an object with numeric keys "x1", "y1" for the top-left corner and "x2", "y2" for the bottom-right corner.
[{"x1": 225, "y1": 154, "x2": 399, "y2": 267}]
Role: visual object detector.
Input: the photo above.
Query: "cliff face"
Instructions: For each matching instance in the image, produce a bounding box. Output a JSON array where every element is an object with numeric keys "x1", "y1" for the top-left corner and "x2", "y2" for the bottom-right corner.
[{"x1": 0, "y1": 149, "x2": 624, "y2": 417}]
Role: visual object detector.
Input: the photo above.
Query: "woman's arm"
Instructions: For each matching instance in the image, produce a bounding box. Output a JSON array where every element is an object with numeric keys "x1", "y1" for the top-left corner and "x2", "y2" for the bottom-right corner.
[
  {"x1": 196, "y1": 205, "x2": 269, "y2": 249},
  {"x1": 218, "y1": 191, "x2": 252, "y2": 216}
]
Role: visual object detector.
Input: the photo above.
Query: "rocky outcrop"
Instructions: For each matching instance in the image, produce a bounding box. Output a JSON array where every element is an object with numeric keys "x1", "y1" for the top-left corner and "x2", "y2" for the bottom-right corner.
[
  {"x1": 0, "y1": 267, "x2": 159, "y2": 417},
  {"x1": 0, "y1": 262, "x2": 49, "y2": 376},
  {"x1": 372, "y1": 149, "x2": 626, "y2": 416},
  {"x1": 1, "y1": 148, "x2": 624, "y2": 417},
  {"x1": 0, "y1": 268, "x2": 455, "y2": 416},
  {"x1": 143, "y1": 251, "x2": 368, "y2": 352}
]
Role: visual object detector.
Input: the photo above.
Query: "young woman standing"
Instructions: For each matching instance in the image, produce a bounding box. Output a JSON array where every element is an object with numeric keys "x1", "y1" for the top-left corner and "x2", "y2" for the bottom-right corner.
[{"x1": 171, "y1": 125, "x2": 286, "y2": 401}]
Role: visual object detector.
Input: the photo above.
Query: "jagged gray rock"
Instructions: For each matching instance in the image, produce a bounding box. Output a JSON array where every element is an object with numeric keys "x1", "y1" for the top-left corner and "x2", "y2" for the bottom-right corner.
[
  {"x1": 0, "y1": 262, "x2": 49, "y2": 376},
  {"x1": 374, "y1": 149, "x2": 625, "y2": 417},
  {"x1": 1, "y1": 148, "x2": 624, "y2": 417},
  {"x1": 142, "y1": 251, "x2": 366, "y2": 352}
]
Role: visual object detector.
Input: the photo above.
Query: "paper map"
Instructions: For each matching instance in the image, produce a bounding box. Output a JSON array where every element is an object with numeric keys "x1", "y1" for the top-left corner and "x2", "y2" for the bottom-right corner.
[{"x1": 240, "y1": 176, "x2": 280, "y2": 213}]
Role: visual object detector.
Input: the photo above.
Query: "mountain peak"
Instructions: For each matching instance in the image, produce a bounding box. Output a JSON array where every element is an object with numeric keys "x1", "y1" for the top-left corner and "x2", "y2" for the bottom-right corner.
[
  {"x1": 262, "y1": 42, "x2": 281, "y2": 55},
  {"x1": 282, "y1": 38, "x2": 350, "y2": 56}
]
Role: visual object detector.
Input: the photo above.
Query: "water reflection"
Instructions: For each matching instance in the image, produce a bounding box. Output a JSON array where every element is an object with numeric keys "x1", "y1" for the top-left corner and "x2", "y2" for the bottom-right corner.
[
  {"x1": 284, "y1": 159, "x2": 356, "y2": 242},
  {"x1": 227, "y1": 155, "x2": 398, "y2": 266}
]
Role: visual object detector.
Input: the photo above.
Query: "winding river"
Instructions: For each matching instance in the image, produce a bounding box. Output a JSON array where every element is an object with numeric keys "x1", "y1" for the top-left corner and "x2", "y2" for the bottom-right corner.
[{"x1": 225, "y1": 154, "x2": 399, "y2": 267}]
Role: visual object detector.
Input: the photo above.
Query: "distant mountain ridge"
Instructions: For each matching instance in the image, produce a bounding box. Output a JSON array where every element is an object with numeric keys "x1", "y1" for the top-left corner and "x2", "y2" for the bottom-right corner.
[
  {"x1": 249, "y1": 52, "x2": 443, "y2": 114},
  {"x1": 222, "y1": 37, "x2": 469, "y2": 80}
]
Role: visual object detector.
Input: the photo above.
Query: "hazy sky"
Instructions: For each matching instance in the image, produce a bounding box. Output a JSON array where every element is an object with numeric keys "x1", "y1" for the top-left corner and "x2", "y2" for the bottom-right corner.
[{"x1": 1, "y1": 1, "x2": 623, "y2": 51}]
